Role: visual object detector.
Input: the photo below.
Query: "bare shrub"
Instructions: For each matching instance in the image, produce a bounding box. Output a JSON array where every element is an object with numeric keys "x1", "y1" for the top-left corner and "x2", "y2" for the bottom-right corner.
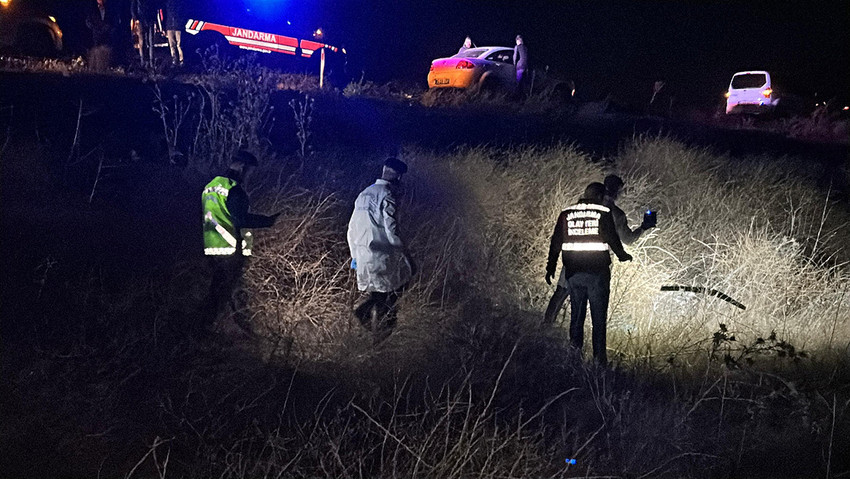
[
  {"x1": 153, "y1": 52, "x2": 278, "y2": 173},
  {"x1": 241, "y1": 183, "x2": 350, "y2": 360},
  {"x1": 403, "y1": 144, "x2": 602, "y2": 308},
  {"x1": 604, "y1": 136, "x2": 850, "y2": 360},
  {"x1": 289, "y1": 94, "x2": 314, "y2": 157},
  {"x1": 239, "y1": 137, "x2": 849, "y2": 366},
  {"x1": 782, "y1": 103, "x2": 850, "y2": 142}
]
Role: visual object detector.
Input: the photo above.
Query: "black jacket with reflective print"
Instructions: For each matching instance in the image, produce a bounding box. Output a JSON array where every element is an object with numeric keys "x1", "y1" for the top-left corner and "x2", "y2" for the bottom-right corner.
[{"x1": 546, "y1": 198, "x2": 629, "y2": 276}]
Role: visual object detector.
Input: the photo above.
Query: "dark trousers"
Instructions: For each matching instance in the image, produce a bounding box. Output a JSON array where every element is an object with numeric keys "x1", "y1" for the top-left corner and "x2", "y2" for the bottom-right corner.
[
  {"x1": 544, "y1": 285, "x2": 570, "y2": 324},
  {"x1": 202, "y1": 255, "x2": 247, "y2": 333},
  {"x1": 354, "y1": 290, "x2": 403, "y2": 344},
  {"x1": 567, "y1": 271, "x2": 611, "y2": 365}
]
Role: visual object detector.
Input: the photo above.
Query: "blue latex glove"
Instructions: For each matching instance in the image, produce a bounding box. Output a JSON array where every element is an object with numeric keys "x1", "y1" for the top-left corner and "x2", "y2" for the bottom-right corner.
[{"x1": 350, "y1": 258, "x2": 357, "y2": 270}]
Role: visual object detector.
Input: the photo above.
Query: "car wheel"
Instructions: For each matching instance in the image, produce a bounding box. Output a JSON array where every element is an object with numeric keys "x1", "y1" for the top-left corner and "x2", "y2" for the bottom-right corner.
[
  {"x1": 478, "y1": 73, "x2": 501, "y2": 92},
  {"x1": 551, "y1": 82, "x2": 575, "y2": 104},
  {"x1": 15, "y1": 25, "x2": 57, "y2": 57}
]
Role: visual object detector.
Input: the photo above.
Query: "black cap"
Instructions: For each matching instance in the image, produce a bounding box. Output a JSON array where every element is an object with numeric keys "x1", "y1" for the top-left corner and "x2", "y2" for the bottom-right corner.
[
  {"x1": 231, "y1": 150, "x2": 258, "y2": 167},
  {"x1": 603, "y1": 174, "x2": 624, "y2": 194},
  {"x1": 384, "y1": 157, "x2": 408, "y2": 174},
  {"x1": 583, "y1": 182, "x2": 606, "y2": 201}
]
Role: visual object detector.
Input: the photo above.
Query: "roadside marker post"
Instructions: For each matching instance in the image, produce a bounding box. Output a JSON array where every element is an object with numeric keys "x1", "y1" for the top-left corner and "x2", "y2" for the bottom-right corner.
[{"x1": 320, "y1": 48, "x2": 325, "y2": 89}]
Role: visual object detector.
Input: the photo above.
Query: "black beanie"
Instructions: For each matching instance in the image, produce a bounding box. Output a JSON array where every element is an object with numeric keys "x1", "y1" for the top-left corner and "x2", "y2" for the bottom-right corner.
[{"x1": 384, "y1": 157, "x2": 408, "y2": 174}]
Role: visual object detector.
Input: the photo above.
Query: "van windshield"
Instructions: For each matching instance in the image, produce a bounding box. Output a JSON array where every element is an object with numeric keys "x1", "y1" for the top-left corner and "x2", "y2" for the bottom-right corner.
[{"x1": 731, "y1": 74, "x2": 767, "y2": 89}]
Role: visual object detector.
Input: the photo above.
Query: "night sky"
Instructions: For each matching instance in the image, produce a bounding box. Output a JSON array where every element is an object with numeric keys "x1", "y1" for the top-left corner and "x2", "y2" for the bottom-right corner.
[
  {"x1": 24, "y1": 0, "x2": 850, "y2": 108},
  {"x1": 322, "y1": 0, "x2": 849, "y2": 107}
]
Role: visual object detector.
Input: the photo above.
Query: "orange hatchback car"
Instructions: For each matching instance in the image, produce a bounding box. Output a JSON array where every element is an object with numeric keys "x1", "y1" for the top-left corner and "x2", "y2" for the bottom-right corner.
[{"x1": 427, "y1": 46, "x2": 516, "y2": 90}]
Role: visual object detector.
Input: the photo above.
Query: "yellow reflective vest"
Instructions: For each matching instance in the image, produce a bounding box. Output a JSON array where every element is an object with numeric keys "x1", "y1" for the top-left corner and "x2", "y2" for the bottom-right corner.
[{"x1": 202, "y1": 176, "x2": 252, "y2": 256}]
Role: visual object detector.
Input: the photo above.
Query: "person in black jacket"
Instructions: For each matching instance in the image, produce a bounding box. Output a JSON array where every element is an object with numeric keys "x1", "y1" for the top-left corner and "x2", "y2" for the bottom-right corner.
[
  {"x1": 546, "y1": 182, "x2": 632, "y2": 366},
  {"x1": 544, "y1": 175, "x2": 656, "y2": 324},
  {"x1": 86, "y1": 0, "x2": 120, "y2": 70}
]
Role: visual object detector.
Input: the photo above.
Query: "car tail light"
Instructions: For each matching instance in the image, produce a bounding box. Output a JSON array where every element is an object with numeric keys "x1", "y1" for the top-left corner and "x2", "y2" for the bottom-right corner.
[
  {"x1": 430, "y1": 64, "x2": 434, "y2": 72},
  {"x1": 762, "y1": 88, "x2": 772, "y2": 98},
  {"x1": 456, "y1": 60, "x2": 474, "y2": 69}
]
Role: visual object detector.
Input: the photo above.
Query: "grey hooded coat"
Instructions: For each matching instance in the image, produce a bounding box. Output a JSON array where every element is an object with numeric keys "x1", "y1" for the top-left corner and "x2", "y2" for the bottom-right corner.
[{"x1": 347, "y1": 179, "x2": 412, "y2": 292}]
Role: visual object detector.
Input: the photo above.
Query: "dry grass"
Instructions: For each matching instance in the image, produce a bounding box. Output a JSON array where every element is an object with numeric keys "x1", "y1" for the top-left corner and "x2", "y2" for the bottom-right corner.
[
  {"x1": 3, "y1": 67, "x2": 849, "y2": 477},
  {"x1": 233, "y1": 136, "x2": 849, "y2": 376}
]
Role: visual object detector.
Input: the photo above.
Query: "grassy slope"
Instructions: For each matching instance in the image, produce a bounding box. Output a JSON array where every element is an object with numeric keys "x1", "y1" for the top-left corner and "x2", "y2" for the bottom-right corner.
[{"x1": 1, "y1": 76, "x2": 849, "y2": 478}]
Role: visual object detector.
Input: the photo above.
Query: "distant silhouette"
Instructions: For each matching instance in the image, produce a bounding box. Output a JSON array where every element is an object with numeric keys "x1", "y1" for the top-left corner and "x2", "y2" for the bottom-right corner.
[
  {"x1": 457, "y1": 36, "x2": 473, "y2": 55},
  {"x1": 513, "y1": 35, "x2": 529, "y2": 95},
  {"x1": 85, "y1": 0, "x2": 119, "y2": 70},
  {"x1": 164, "y1": 0, "x2": 185, "y2": 65}
]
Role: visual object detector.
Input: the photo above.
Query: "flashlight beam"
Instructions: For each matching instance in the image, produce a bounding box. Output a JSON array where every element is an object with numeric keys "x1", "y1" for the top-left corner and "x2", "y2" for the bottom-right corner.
[{"x1": 660, "y1": 285, "x2": 746, "y2": 310}]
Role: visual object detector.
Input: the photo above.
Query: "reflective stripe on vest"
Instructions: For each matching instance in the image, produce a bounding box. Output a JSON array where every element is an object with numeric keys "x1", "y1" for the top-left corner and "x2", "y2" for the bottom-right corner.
[
  {"x1": 562, "y1": 242, "x2": 610, "y2": 252},
  {"x1": 204, "y1": 214, "x2": 253, "y2": 256},
  {"x1": 203, "y1": 185, "x2": 230, "y2": 197},
  {"x1": 566, "y1": 203, "x2": 611, "y2": 213},
  {"x1": 204, "y1": 241, "x2": 252, "y2": 257},
  {"x1": 207, "y1": 212, "x2": 238, "y2": 247},
  {"x1": 205, "y1": 247, "x2": 236, "y2": 255}
]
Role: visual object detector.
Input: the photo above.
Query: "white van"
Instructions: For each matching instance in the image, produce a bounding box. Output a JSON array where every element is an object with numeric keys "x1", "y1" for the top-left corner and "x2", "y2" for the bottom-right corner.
[{"x1": 725, "y1": 71, "x2": 780, "y2": 114}]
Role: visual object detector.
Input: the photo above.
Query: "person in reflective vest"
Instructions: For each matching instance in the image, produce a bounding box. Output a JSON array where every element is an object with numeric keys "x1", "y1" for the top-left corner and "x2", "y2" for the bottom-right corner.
[
  {"x1": 546, "y1": 182, "x2": 632, "y2": 366},
  {"x1": 201, "y1": 151, "x2": 278, "y2": 333},
  {"x1": 347, "y1": 158, "x2": 414, "y2": 344}
]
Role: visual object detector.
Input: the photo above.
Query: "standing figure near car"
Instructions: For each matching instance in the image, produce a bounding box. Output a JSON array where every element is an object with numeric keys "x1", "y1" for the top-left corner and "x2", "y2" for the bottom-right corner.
[
  {"x1": 86, "y1": 0, "x2": 119, "y2": 70},
  {"x1": 131, "y1": 0, "x2": 157, "y2": 66},
  {"x1": 347, "y1": 158, "x2": 413, "y2": 345},
  {"x1": 546, "y1": 182, "x2": 632, "y2": 366},
  {"x1": 164, "y1": 0, "x2": 184, "y2": 65},
  {"x1": 513, "y1": 35, "x2": 528, "y2": 92},
  {"x1": 458, "y1": 36, "x2": 473, "y2": 55}
]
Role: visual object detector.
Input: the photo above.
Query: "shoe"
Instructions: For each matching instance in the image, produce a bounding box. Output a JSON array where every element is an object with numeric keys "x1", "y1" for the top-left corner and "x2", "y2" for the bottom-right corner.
[
  {"x1": 232, "y1": 312, "x2": 255, "y2": 336},
  {"x1": 373, "y1": 326, "x2": 392, "y2": 345}
]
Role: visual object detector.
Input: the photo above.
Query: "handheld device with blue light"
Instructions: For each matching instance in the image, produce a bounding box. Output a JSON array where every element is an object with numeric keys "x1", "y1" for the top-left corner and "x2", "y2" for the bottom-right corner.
[{"x1": 642, "y1": 209, "x2": 657, "y2": 229}]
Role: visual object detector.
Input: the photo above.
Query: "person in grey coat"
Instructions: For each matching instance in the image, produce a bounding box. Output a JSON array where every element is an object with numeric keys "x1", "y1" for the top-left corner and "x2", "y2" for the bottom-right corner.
[
  {"x1": 513, "y1": 35, "x2": 528, "y2": 88},
  {"x1": 347, "y1": 158, "x2": 414, "y2": 344}
]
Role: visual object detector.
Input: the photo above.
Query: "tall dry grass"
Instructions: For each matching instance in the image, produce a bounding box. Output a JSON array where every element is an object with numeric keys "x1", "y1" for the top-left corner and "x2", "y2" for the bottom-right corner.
[
  {"x1": 606, "y1": 137, "x2": 850, "y2": 360},
  {"x1": 7, "y1": 65, "x2": 849, "y2": 478},
  {"x1": 236, "y1": 136, "x2": 849, "y2": 370}
]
